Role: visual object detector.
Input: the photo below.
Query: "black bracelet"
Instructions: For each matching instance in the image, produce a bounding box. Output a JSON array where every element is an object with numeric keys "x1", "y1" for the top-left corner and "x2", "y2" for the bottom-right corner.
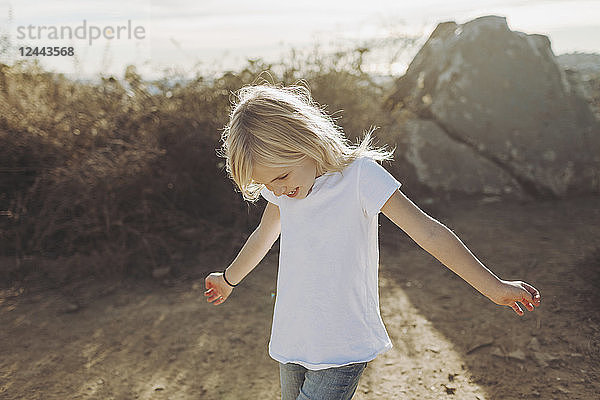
[{"x1": 222, "y1": 269, "x2": 238, "y2": 287}]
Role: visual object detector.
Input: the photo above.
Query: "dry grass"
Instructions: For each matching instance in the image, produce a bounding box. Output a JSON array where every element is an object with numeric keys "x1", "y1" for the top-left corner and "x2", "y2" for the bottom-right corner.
[{"x1": 0, "y1": 40, "x2": 412, "y2": 286}]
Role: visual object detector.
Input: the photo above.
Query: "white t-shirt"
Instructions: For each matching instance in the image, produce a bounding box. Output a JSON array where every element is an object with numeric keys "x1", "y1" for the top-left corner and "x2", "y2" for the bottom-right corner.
[{"x1": 260, "y1": 156, "x2": 402, "y2": 370}]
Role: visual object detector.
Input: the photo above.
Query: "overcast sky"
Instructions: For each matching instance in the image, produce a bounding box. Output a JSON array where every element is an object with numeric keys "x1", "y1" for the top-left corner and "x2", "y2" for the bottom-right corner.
[{"x1": 1, "y1": 0, "x2": 599, "y2": 80}]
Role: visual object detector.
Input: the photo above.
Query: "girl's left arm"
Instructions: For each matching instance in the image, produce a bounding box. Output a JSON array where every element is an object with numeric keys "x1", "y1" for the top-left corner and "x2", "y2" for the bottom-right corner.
[{"x1": 381, "y1": 189, "x2": 541, "y2": 316}]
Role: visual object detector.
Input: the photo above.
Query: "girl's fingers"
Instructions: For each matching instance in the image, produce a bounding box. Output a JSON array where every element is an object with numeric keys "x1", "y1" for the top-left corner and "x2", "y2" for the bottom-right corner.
[
  {"x1": 209, "y1": 295, "x2": 225, "y2": 305},
  {"x1": 209, "y1": 296, "x2": 222, "y2": 304},
  {"x1": 214, "y1": 297, "x2": 226, "y2": 305},
  {"x1": 521, "y1": 282, "x2": 541, "y2": 304},
  {"x1": 519, "y1": 293, "x2": 536, "y2": 310},
  {"x1": 206, "y1": 291, "x2": 221, "y2": 302},
  {"x1": 205, "y1": 289, "x2": 221, "y2": 299},
  {"x1": 511, "y1": 302, "x2": 524, "y2": 316},
  {"x1": 522, "y1": 301, "x2": 535, "y2": 311},
  {"x1": 205, "y1": 289, "x2": 227, "y2": 304}
]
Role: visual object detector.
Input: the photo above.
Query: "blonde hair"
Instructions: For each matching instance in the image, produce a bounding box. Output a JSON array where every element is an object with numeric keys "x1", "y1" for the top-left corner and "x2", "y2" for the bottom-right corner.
[{"x1": 219, "y1": 83, "x2": 394, "y2": 202}]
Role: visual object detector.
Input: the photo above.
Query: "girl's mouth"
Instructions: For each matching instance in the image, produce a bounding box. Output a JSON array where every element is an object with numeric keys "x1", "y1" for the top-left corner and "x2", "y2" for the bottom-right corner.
[{"x1": 286, "y1": 187, "x2": 299, "y2": 198}]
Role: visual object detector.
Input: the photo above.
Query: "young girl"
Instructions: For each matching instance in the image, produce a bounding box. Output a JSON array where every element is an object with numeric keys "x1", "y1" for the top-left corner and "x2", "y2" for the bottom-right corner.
[{"x1": 204, "y1": 83, "x2": 541, "y2": 400}]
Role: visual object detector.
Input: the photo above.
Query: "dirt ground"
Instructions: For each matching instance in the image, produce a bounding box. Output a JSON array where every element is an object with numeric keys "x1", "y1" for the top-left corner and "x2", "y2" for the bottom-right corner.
[{"x1": 1, "y1": 194, "x2": 599, "y2": 400}]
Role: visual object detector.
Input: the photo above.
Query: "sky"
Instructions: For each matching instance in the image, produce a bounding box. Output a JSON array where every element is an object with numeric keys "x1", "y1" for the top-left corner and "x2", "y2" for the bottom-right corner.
[{"x1": 1, "y1": 0, "x2": 599, "y2": 80}]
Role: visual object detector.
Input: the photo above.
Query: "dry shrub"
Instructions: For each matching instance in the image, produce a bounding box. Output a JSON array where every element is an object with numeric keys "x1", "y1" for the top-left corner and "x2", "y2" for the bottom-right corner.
[{"x1": 0, "y1": 36, "x2": 418, "y2": 285}]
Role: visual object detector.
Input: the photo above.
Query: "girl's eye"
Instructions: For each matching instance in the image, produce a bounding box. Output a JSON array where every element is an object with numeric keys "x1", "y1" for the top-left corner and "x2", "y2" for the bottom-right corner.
[{"x1": 279, "y1": 174, "x2": 289, "y2": 180}]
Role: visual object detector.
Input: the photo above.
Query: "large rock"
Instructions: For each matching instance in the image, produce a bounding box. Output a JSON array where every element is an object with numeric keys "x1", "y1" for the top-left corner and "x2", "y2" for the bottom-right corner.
[
  {"x1": 399, "y1": 118, "x2": 526, "y2": 199},
  {"x1": 386, "y1": 15, "x2": 600, "y2": 198},
  {"x1": 556, "y1": 53, "x2": 600, "y2": 120}
]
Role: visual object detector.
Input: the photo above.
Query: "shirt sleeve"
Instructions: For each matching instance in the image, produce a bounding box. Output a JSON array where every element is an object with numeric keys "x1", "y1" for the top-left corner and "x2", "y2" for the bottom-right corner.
[
  {"x1": 358, "y1": 157, "x2": 402, "y2": 218},
  {"x1": 260, "y1": 186, "x2": 280, "y2": 206}
]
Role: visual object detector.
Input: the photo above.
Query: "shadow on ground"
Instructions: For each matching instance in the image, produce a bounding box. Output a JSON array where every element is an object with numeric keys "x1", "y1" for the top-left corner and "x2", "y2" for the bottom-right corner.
[{"x1": 374, "y1": 194, "x2": 600, "y2": 399}]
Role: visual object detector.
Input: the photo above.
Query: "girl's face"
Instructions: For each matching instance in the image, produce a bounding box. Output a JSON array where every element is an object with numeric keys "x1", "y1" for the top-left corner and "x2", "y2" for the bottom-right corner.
[{"x1": 252, "y1": 157, "x2": 319, "y2": 199}]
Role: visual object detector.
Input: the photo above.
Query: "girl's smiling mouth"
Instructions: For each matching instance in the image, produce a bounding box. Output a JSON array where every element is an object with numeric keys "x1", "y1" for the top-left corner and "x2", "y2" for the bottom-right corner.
[{"x1": 286, "y1": 187, "x2": 299, "y2": 197}]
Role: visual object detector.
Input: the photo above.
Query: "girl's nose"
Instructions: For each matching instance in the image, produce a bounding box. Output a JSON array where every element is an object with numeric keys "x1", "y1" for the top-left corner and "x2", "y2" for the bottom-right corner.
[{"x1": 268, "y1": 184, "x2": 286, "y2": 196}]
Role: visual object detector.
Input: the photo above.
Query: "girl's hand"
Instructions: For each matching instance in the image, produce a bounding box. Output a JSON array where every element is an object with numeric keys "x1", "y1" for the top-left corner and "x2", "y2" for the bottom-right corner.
[
  {"x1": 204, "y1": 272, "x2": 233, "y2": 305},
  {"x1": 491, "y1": 280, "x2": 541, "y2": 316}
]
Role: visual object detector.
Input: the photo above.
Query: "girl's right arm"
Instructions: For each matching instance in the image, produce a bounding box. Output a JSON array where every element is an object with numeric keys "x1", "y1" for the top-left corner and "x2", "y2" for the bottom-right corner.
[{"x1": 204, "y1": 201, "x2": 281, "y2": 305}]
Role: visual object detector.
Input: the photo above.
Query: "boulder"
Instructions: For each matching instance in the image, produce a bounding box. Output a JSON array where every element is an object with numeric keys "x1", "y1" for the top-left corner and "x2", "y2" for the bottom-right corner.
[
  {"x1": 556, "y1": 53, "x2": 600, "y2": 120},
  {"x1": 386, "y1": 15, "x2": 600, "y2": 198},
  {"x1": 399, "y1": 118, "x2": 525, "y2": 198}
]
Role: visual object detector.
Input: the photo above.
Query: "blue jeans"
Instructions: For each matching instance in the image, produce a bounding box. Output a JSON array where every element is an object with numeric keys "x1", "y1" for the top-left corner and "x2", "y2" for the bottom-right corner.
[{"x1": 279, "y1": 361, "x2": 367, "y2": 400}]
